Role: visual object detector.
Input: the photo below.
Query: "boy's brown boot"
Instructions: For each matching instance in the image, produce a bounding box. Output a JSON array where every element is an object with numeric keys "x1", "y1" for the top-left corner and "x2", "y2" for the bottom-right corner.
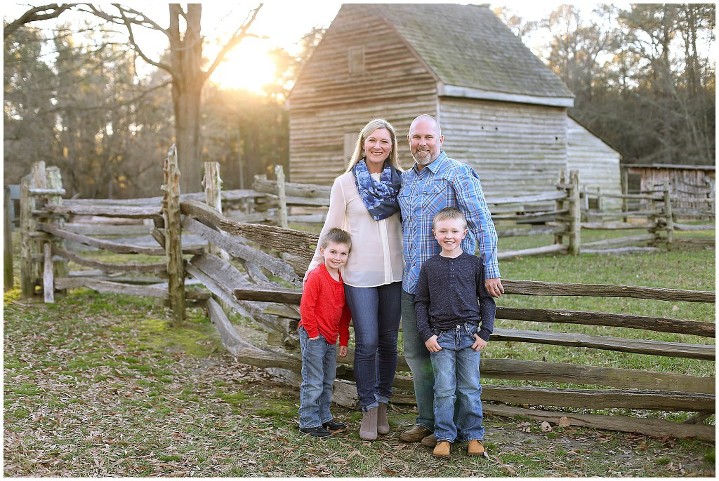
[
  {"x1": 467, "y1": 439, "x2": 485, "y2": 456},
  {"x1": 432, "y1": 441, "x2": 451, "y2": 458},
  {"x1": 359, "y1": 407, "x2": 378, "y2": 441},
  {"x1": 377, "y1": 403, "x2": 390, "y2": 435}
]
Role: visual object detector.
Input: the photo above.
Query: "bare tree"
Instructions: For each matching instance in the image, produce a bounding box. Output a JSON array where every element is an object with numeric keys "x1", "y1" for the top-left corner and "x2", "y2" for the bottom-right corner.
[
  {"x1": 83, "y1": 3, "x2": 263, "y2": 192},
  {"x1": 3, "y1": 3, "x2": 72, "y2": 38}
]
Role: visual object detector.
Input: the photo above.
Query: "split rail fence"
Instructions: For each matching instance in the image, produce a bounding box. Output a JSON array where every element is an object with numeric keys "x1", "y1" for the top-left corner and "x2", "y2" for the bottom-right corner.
[
  {"x1": 582, "y1": 179, "x2": 714, "y2": 253},
  {"x1": 12, "y1": 154, "x2": 716, "y2": 442},
  {"x1": 254, "y1": 169, "x2": 677, "y2": 257}
]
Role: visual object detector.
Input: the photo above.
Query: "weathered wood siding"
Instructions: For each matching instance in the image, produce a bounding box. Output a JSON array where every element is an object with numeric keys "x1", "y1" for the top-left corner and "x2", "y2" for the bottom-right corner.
[
  {"x1": 288, "y1": 10, "x2": 438, "y2": 184},
  {"x1": 627, "y1": 165, "x2": 716, "y2": 195},
  {"x1": 567, "y1": 117, "x2": 622, "y2": 210},
  {"x1": 627, "y1": 165, "x2": 716, "y2": 214},
  {"x1": 439, "y1": 98, "x2": 568, "y2": 200}
]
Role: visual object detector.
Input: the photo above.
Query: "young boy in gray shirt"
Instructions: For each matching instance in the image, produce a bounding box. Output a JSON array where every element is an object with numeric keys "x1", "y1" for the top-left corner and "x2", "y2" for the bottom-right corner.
[{"x1": 414, "y1": 207, "x2": 496, "y2": 458}]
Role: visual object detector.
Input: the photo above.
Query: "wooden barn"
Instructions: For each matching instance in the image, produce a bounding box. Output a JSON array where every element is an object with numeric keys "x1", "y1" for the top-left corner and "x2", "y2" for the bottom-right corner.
[
  {"x1": 287, "y1": 3, "x2": 621, "y2": 202},
  {"x1": 567, "y1": 116, "x2": 623, "y2": 210}
]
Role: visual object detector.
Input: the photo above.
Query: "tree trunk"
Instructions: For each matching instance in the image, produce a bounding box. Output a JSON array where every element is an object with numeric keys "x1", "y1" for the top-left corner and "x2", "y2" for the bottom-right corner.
[{"x1": 169, "y1": 4, "x2": 204, "y2": 193}]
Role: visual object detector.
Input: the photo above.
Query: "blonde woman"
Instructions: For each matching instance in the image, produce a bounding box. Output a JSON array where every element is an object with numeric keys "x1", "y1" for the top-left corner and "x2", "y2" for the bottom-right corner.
[{"x1": 305, "y1": 119, "x2": 403, "y2": 441}]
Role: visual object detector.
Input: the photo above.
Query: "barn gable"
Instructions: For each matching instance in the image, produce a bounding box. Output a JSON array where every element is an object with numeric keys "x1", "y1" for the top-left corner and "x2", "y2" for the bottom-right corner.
[
  {"x1": 370, "y1": 3, "x2": 574, "y2": 106},
  {"x1": 288, "y1": 4, "x2": 441, "y2": 184}
]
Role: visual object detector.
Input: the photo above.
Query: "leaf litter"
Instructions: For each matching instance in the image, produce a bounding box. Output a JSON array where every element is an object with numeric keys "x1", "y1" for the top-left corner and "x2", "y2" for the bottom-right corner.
[{"x1": 3, "y1": 292, "x2": 715, "y2": 477}]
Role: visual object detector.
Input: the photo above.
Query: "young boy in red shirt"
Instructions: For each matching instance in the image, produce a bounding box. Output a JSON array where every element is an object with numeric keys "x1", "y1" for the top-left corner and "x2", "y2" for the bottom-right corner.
[{"x1": 298, "y1": 228, "x2": 352, "y2": 437}]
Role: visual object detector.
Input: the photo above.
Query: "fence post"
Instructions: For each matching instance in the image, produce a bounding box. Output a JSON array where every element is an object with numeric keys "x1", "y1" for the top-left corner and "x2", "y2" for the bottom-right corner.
[
  {"x1": 162, "y1": 145, "x2": 186, "y2": 325},
  {"x1": 275, "y1": 165, "x2": 288, "y2": 229},
  {"x1": 203, "y1": 162, "x2": 229, "y2": 261},
  {"x1": 568, "y1": 170, "x2": 581, "y2": 255},
  {"x1": 45, "y1": 167, "x2": 67, "y2": 294},
  {"x1": 621, "y1": 168, "x2": 629, "y2": 223},
  {"x1": 554, "y1": 169, "x2": 566, "y2": 247},
  {"x1": 37, "y1": 166, "x2": 66, "y2": 303},
  {"x1": 4, "y1": 185, "x2": 13, "y2": 290},
  {"x1": 43, "y1": 243, "x2": 54, "y2": 303},
  {"x1": 19, "y1": 176, "x2": 34, "y2": 297},
  {"x1": 663, "y1": 181, "x2": 674, "y2": 251}
]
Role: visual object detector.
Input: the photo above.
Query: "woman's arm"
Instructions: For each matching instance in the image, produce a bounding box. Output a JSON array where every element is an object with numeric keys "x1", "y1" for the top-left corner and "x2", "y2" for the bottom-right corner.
[{"x1": 304, "y1": 176, "x2": 347, "y2": 282}]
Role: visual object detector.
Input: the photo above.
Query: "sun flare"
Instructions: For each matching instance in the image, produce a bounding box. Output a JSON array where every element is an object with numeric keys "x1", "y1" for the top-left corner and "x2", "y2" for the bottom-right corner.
[{"x1": 210, "y1": 38, "x2": 277, "y2": 94}]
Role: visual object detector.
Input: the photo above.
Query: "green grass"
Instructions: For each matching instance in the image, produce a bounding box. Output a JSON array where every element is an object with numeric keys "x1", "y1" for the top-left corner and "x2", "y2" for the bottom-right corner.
[{"x1": 473, "y1": 235, "x2": 715, "y2": 402}]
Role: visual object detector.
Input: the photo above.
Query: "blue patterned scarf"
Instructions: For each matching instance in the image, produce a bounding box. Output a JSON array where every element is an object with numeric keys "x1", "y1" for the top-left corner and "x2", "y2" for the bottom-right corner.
[{"x1": 352, "y1": 159, "x2": 402, "y2": 221}]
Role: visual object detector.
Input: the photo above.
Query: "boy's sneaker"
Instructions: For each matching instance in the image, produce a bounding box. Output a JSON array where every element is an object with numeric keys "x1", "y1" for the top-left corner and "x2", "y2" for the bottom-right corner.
[
  {"x1": 322, "y1": 420, "x2": 347, "y2": 433},
  {"x1": 299, "y1": 426, "x2": 331, "y2": 438},
  {"x1": 432, "y1": 440, "x2": 451, "y2": 458}
]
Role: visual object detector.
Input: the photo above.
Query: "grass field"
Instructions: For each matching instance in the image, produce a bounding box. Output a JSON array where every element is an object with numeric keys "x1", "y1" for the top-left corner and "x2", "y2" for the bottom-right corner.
[{"x1": 3, "y1": 227, "x2": 715, "y2": 476}]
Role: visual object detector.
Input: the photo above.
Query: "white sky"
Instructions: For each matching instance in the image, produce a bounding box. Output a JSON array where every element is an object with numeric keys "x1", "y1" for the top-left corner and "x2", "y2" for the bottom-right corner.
[
  {"x1": 2, "y1": 1, "x2": 651, "y2": 53},
  {"x1": 2, "y1": 1, "x2": 576, "y2": 50}
]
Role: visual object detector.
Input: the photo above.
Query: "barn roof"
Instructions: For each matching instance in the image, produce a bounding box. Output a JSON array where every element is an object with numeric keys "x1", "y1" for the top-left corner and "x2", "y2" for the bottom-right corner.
[{"x1": 345, "y1": 3, "x2": 574, "y2": 107}]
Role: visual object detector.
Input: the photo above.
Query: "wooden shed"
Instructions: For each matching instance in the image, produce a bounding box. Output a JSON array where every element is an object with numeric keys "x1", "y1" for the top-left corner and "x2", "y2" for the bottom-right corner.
[
  {"x1": 287, "y1": 3, "x2": 620, "y2": 202},
  {"x1": 624, "y1": 163, "x2": 715, "y2": 215}
]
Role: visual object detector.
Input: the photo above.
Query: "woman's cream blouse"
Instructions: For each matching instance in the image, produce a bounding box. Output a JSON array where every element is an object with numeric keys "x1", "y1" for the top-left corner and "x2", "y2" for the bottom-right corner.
[{"x1": 307, "y1": 171, "x2": 403, "y2": 288}]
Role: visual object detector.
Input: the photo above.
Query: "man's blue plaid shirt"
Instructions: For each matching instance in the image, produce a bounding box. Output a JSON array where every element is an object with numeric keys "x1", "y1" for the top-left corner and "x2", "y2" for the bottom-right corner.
[{"x1": 399, "y1": 151, "x2": 500, "y2": 294}]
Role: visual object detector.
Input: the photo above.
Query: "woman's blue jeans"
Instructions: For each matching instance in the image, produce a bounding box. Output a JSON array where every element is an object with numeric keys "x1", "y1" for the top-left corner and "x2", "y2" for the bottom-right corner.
[
  {"x1": 344, "y1": 282, "x2": 402, "y2": 411},
  {"x1": 298, "y1": 327, "x2": 336, "y2": 429},
  {"x1": 431, "y1": 323, "x2": 484, "y2": 442}
]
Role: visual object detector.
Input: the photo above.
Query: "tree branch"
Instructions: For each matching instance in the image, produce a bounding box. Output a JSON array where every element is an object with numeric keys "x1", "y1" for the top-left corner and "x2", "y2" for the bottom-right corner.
[
  {"x1": 4, "y1": 3, "x2": 73, "y2": 39},
  {"x1": 203, "y1": 4, "x2": 263, "y2": 82},
  {"x1": 81, "y1": 4, "x2": 174, "y2": 76}
]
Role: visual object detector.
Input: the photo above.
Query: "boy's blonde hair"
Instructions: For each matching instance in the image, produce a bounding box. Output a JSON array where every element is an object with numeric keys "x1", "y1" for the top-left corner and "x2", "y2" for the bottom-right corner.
[
  {"x1": 432, "y1": 207, "x2": 467, "y2": 229},
  {"x1": 320, "y1": 227, "x2": 352, "y2": 250}
]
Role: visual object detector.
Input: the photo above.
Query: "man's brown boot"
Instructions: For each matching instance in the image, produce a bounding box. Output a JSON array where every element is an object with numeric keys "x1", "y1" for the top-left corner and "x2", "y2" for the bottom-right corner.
[
  {"x1": 467, "y1": 439, "x2": 485, "y2": 456},
  {"x1": 421, "y1": 433, "x2": 437, "y2": 447},
  {"x1": 399, "y1": 424, "x2": 432, "y2": 443},
  {"x1": 432, "y1": 441, "x2": 451, "y2": 458}
]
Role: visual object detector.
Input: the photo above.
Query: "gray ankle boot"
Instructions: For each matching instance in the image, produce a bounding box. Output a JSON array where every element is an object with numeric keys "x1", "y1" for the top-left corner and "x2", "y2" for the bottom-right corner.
[
  {"x1": 359, "y1": 407, "x2": 378, "y2": 440},
  {"x1": 377, "y1": 403, "x2": 389, "y2": 435}
]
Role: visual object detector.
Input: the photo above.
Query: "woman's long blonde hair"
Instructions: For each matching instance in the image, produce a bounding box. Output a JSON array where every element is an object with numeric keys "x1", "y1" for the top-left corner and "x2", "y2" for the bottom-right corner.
[{"x1": 346, "y1": 119, "x2": 402, "y2": 172}]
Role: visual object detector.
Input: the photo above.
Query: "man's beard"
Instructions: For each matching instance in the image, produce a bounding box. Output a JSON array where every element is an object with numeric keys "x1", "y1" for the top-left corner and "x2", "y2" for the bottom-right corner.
[{"x1": 413, "y1": 149, "x2": 433, "y2": 166}]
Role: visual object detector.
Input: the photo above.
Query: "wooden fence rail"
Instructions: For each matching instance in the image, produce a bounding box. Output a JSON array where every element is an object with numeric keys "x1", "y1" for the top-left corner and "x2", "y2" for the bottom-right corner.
[
  {"x1": 230, "y1": 282, "x2": 715, "y2": 441},
  {"x1": 14, "y1": 159, "x2": 716, "y2": 442},
  {"x1": 12, "y1": 166, "x2": 693, "y2": 295}
]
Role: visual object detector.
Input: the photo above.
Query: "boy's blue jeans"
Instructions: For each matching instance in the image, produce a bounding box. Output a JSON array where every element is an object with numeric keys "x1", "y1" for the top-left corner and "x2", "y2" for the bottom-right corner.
[
  {"x1": 298, "y1": 327, "x2": 337, "y2": 429},
  {"x1": 430, "y1": 322, "x2": 484, "y2": 442}
]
